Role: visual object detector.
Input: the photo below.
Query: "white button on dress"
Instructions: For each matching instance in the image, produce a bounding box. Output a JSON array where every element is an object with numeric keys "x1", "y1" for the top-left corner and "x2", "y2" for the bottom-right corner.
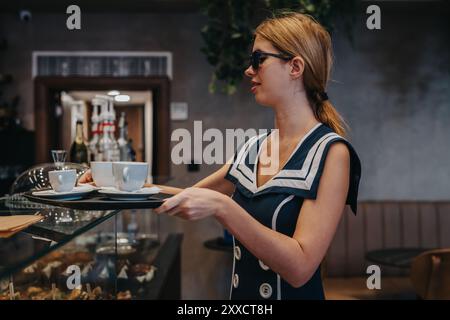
[
  {"x1": 259, "y1": 283, "x2": 272, "y2": 299},
  {"x1": 233, "y1": 273, "x2": 239, "y2": 288},
  {"x1": 234, "y1": 246, "x2": 241, "y2": 261}
]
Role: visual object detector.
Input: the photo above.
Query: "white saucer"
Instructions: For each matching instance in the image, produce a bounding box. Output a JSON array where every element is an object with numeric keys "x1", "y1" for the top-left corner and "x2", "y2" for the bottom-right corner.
[
  {"x1": 32, "y1": 185, "x2": 96, "y2": 200},
  {"x1": 98, "y1": 187, "x2": 161, "y2": 201}
]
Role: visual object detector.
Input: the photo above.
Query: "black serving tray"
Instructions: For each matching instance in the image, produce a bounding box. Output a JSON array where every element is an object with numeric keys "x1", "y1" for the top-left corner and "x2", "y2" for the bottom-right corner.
[{"x1": 23, "y1": 190, "x2": 173, "y2": 210}]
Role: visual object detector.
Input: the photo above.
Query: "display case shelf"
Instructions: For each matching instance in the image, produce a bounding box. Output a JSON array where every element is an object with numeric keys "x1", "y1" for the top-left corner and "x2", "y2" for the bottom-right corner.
[{"x1": 0, "y1": 197, "x2": 182, "y2": 300}]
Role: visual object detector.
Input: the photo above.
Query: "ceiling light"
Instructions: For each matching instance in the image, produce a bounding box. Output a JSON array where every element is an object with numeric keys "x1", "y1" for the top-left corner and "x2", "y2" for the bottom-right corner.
[{"x1": 114, "y1": 94, "x2": 130, "y2": 102}]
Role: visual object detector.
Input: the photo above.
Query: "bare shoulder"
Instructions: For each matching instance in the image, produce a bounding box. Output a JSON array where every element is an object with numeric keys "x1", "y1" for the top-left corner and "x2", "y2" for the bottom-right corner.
[
  {"x1": 317, "y1": 141, "x2": 350, "y2": 194},
  {"x1": 325, "y1": 141, "x2": 350, "y2": 168},
  {"x1": 320, "y1": 139, "x2": 361, "y2": 216}
]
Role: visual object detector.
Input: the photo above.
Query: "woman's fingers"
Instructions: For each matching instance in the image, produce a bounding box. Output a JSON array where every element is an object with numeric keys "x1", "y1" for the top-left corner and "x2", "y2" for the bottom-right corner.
[
  {"x1": 154, "y1": 192, "x2": 186, "y2": 214},
  {"x1": 78, "y1": 169, "x2": 93, "y2": 183},
  {"x1": 165, "y1": 206, "x2": 184, "y2": 216}
]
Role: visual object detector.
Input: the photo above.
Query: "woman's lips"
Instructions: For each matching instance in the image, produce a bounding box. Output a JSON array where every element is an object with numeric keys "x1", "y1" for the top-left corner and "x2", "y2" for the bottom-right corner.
[{"x1": 251, "y1": 82, "x2": 261, "y2": 93}]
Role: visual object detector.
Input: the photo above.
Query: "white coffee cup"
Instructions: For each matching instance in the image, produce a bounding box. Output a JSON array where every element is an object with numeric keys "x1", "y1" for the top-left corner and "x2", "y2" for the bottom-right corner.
[
  {"x1": 48, "y1": 169, "x2": 77, "y2": 192},
  {"x1": 112, "y1": 162, "x2": 148, "y2": 192},
  {"x1": 91, "y1": 161, "x2": 115, "y2": 187}
]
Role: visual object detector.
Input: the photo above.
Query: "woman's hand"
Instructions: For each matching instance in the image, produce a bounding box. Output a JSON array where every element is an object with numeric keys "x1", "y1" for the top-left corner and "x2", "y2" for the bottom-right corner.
[
  {"x1": 153, "y1": 187, "x2": 229, "y2": 220},
  {"x1": 78, "y1": 169, "x2": 94, "y2": 185}
]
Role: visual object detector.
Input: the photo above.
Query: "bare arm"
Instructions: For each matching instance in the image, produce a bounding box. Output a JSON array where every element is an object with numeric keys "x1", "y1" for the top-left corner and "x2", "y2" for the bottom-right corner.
[
  {"x1": 148, "y1": 184, "x2": 182, "y2": 195},
  {"x1": 148, "y1": 163, "x2": 235, "y2": 196},
  {"x1": 215, "y1": 142, "x2": 350, "y2": 287}
]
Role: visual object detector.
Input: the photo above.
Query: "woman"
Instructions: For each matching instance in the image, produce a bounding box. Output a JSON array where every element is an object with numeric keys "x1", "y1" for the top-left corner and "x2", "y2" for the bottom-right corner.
[{"x1": 81, "y1": 12, "x2": 361, "y2": 300}]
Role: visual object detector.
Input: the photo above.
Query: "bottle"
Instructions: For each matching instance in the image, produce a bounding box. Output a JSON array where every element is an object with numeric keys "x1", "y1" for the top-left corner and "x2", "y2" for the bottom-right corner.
[
  {"x1": 117, "y1": 112, "x2": 129, "y2": 161},
  {"x1": 107, "y1": 97, "x2": 120, "y2": 161},
  {"x1": 69, "y1": 102, "x2": 88, "y2": 165},
  {"x1": 96, "y1": 97, "x2": 112, "y2": 161},
  {"x1": 95, "y1": 114, "x2": 104, "y2": 161},
  {"x1": 88, "y1": 98, "x2": 101, "y2": 163},
  {"x1": 96, "y1": 96, "x2": 120, "y2": 162}
]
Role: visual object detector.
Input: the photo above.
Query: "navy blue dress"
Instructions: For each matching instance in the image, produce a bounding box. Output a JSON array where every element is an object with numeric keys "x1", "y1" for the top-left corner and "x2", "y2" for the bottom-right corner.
[{"x1": 224, "y1": 123, "x2": 361, "y2": 300}]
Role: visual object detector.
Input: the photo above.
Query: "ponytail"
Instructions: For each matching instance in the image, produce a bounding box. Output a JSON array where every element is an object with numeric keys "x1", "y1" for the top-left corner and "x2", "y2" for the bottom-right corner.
[
  {"x1": 308, "y1": 90, "x2": 348, "y2": 137},
  {"x1": 317, "y1": 101, "x2": 347, "y2": 137}
]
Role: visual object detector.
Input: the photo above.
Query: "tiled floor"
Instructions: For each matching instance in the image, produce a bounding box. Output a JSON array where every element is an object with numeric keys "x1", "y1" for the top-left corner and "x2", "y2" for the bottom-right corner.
[{"x1": 323, "y1": 277, "x2": 418, "y2": 300}]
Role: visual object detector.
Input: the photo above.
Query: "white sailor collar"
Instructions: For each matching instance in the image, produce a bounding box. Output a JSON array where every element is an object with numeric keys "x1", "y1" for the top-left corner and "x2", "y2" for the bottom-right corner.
[{"x1": 225, "y1": 123, "x2": 361, "y2": 214}]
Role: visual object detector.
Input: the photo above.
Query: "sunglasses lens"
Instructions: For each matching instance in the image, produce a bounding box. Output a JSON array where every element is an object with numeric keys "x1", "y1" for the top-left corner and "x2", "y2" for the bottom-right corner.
[
  {"x1": 250, "y1": 52, "x2": 259, "y2": 70},
  {"x1": 251, "y1": 51, "x2": 260, "y2": 70}
]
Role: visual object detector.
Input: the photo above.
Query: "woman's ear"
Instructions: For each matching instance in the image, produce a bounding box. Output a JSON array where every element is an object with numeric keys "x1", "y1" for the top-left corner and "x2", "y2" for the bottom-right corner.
[{"x1": 289, "y1": 56, "x2": 304, "y2": 79}]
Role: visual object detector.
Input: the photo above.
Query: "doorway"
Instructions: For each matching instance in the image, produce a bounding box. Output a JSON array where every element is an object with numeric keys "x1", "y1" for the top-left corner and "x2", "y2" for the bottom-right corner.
[
  {"x1": 34, "y1": 76, "x2": 170, "y2": 184},
  {"x1": 64, "y1": 90, "x2": 153, "y2": 163}
]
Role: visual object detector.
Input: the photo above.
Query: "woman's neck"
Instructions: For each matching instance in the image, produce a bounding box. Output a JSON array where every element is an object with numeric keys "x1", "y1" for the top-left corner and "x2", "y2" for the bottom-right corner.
[{"x1": 273, "y1": 96, "x2": 320, "y2": 140}]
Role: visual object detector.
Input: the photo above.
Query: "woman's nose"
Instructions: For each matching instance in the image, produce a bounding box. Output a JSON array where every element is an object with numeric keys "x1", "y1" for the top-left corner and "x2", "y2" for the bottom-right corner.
[{"x1": 244, "y1": 65, "x2": 256, "y2": 78}]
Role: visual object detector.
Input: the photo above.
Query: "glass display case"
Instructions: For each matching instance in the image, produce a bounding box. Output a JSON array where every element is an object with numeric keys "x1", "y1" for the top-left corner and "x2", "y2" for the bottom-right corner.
[{"x1": 0, "y1": 196, "x2": 182, "y2": 300}]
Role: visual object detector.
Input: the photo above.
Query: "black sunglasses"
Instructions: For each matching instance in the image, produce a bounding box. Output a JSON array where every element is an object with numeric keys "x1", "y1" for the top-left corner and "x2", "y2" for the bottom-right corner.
[{"x1": 249, "y1": 50, "x2": 293, "y2": 70}]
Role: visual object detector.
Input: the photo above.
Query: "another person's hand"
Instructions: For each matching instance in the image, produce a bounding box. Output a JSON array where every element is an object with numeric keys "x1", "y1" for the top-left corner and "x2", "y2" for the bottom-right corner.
[
  {"x1": 154, "y1": 187, "x2": 229, "y2": 220},
  {"x1": 78, "y1": 169, "x2": 94, "y2": 185}
]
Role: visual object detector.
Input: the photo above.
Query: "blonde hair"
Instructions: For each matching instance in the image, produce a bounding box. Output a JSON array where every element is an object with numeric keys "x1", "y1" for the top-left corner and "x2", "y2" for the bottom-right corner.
[{"x1": 255, "y1": 11, "x2": 347, "y2": 136}]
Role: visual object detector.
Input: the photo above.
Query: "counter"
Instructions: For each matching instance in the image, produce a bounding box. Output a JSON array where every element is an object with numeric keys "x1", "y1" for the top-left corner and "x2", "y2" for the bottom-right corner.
[{"x1": 0, "y1": 195, "x2": 182, "y2": 300}]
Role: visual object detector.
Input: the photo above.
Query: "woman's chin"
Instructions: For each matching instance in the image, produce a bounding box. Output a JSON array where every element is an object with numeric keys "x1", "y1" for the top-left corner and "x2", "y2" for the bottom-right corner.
[{"x1": 254, "y1": 94, "x2": 273, "y2": 108}]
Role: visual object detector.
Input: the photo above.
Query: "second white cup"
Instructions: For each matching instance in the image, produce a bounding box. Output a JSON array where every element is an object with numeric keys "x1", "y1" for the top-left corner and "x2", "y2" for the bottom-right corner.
[
  {"x1": 91, "y1": 161, "x2": 115, "y2": 187},
  {"x1": 112, "y1": 162, "x2": 148, "y2": 192}
]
